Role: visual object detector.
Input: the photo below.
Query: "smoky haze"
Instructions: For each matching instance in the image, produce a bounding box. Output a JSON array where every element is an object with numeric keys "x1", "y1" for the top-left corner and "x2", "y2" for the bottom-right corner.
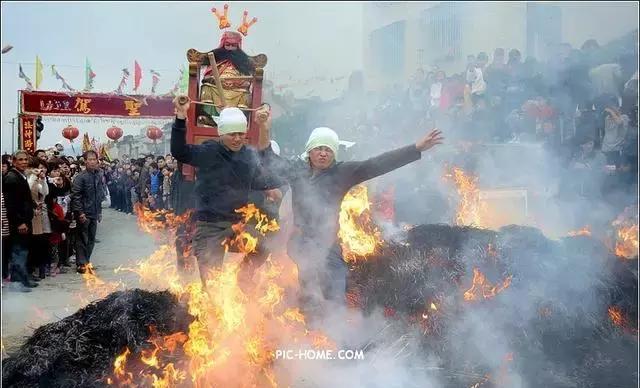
[{"x1": 265, "y1": 2, "x2": 638, "y2": 387}]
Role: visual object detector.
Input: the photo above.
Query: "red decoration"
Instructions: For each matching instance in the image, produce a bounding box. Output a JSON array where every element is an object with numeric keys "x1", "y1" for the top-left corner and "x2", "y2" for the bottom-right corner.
[
  {"x1": 21, "y1": 90, "x2": 174, "y2": 118},
  {"x1": 106, "y1": 126, "x2": 123, "y2": 141},
  {"x1": 62, "y1": 125, "x2": 80, "y2": 142},
  {"x1": 146, "y1": 126, "x2": 163, "y2": 141}
]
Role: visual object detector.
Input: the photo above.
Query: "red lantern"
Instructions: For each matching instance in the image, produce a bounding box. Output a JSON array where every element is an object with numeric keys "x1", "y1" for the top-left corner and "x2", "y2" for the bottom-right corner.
[
  {"x1": 62, "y1": 125, "x2": 79, "y2": 142},
  {"x1": 106, "y1": 126, "x2": 123, "y2": 142},
  {"x1": 146, "y1": 126, "x2": 163, "y2": 141}
]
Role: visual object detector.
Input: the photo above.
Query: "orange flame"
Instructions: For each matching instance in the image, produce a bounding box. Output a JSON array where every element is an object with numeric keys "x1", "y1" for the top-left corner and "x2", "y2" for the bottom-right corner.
[
  {"x1": 78, "y1": 263, "x2": 124, "y2": 304},
  {"x1": 107, "y1": 202, "x2": 332, "y2": 387},
  {"x1": 464, "y1": 268, "x2": 512, "y2": 302},
  {"x1": 338, "y1": 185, "x2": 382, "y2": 263},
  {"x1": 225, "y1": 204, "x2": 280, "y2": 255},
  {"x1": 608, "y1": 306, "x2": 624, "y2": 327},
  {"x1": 110, "y1": 347, "x2": 133, "y2": 385},
  {"x1": 611, "y1": 206, "x2": 639, "y2": 259},
  {"x1": 567, "y1": 225, "x2": 592, "y2": 237},
  {"x1": 444, "y1": 167, "x2": 488, "y2": 227},
  {"x1": 133, "y1": 203, "x2": 192, "y2": 239}
]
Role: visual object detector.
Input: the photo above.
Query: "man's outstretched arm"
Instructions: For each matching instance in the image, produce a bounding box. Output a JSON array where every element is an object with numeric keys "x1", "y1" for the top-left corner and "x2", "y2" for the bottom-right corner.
[{"x1": 347, "y1": 129, "x2": 444, "y2": 186}]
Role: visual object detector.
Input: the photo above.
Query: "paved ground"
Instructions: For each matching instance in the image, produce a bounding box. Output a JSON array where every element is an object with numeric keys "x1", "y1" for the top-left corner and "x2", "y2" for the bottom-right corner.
[{"x1": 1, "y1": 209, "x2": 160, "y2": 355}]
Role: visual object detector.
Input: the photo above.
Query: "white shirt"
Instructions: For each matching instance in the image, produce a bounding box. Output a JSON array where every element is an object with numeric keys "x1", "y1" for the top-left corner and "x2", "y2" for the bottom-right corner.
[{"x1": 466, "y1": 67, "x2": 487, "y2": 95}]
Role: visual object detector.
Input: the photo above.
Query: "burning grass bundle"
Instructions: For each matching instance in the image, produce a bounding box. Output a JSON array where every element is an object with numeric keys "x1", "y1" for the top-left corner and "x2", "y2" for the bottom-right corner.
[
  {"x1": 2, "y1": 289, "x2": 191, "y2": 388},
  {"x1": 3, "y1": 212, "x2": 636, "y2": 387},
  {"x1": 347, "y1": 223, "x2": 638, "y2": 387}
]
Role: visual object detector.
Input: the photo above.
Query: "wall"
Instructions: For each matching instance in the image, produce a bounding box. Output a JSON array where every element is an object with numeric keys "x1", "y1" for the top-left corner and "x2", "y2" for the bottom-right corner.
[
  {"x1": 362, "y1": 2, "x2": 437, "y2": 89},
  {"x1": 559, "y1": 2, "x2": 638, "y2": 47},
  {"x1": 363, "y1": 1, "x2": 638, "y2": 90}
]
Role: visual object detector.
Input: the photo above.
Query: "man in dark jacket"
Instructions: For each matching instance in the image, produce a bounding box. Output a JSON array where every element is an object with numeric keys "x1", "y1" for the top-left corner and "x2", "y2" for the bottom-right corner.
[
  {"x1": 70, "y1": 150, "x2": 105, "y2": 273},
  {"x1": 171, "y1": 97, "x2": 282, "y2": 286},
  {"x1": 257, "y1": 113, "x2": 443, "y2": 308},
  {"x1": 2, "y1": 150, "x2": 38, "y2": 290}
]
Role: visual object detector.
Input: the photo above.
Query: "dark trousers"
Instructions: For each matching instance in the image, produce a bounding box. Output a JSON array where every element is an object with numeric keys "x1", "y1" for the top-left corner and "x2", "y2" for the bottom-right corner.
[
  {"x1": 58, "y1": 238, "x2": 69, "y2": 267},
  {"x1": 30, "y1": 234, "x2": 50, "y2": 277},
  {"x1": 2, "y1": 236, "x2": 10, "y2": 279},
  {"x1": 289, "y1": 240, "x2": 348, "y2": 305},
  {"x1": 75, "y1": 218, "x2": 98, "y2": 267},
  {"x1": 175, "y1": 223, "x2": 193, "y2": 271},
  {"x1": 9, "y1": 233, "x2": 31, "y2": 286},
  {"x1": 192, "y1": 220, "x2": 269, "y2": 287}
]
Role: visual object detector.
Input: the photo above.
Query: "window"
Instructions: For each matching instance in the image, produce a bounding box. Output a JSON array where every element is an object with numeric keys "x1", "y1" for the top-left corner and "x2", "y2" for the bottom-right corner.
[
  {"x1": 420, "y1": 3, "x2": 462, "y2": 62},
  {"x1": 369, "y1": 20, "x2": 406, "y2": 76}
]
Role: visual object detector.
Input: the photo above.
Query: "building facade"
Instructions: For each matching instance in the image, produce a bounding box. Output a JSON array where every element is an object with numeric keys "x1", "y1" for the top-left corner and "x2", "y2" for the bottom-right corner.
[{"x1": 363, "y1": 1, "x2": 638, "y2": 90}]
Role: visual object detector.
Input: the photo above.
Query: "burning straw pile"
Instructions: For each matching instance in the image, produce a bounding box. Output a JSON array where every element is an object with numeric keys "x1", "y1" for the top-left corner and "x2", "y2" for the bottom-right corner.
[
  {"x1": 347, "y1": 223, "x2": 638, "y2": 387},
  {"x1": 2, "y1": 289, "x2": 191, "y2": 388},
  {"x1": 2, "y1": 187, "x2": 637, "y2": 387}
]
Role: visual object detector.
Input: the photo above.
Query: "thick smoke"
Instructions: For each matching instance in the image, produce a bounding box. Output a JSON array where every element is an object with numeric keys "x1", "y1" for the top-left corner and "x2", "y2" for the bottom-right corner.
[{"x1": 263, "y1": 5, "x2": 638, "y2": 386}]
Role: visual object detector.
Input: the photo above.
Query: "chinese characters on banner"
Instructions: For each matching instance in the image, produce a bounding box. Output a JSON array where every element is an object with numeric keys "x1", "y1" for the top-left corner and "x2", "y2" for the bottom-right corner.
[
  {"x1": 19, "y1": 115, "x2": 37, "y2": 154},
  {"x1": 21, "y1": 91, "x2": 174, "y2": 118}
]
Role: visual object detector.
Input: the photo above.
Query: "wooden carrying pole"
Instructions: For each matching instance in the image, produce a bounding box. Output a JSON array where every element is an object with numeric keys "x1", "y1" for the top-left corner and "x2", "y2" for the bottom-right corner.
[{"x1": 208, "y1": 52, "x2": 227, "y2": 108}]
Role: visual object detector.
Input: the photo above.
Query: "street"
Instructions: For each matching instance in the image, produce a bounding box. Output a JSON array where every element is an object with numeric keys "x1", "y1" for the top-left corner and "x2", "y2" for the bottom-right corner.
[{"x1": 1, "y1": 209, "x2": 160, "y2": 355}]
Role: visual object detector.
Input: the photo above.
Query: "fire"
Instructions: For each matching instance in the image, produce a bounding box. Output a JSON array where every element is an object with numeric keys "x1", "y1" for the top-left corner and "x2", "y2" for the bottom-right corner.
[
  {"x1": 78, "y1": 263, "x2": 124, "y2": 304},
  {"x1": 444, "y1": 167, "x2": 487, "y2": 227},
  {"x1": 105, "y1": 204, "x2": 333, "y2": 387},
  {"x1": 464, "y1": 268, "x2": 512, "y2": 302},
  {"x1": 282, "y1": 308, "x2": 306, "y2": 325},
  {"x1": 615, "y1": 224, "x2": 639, "y2": 258},
  {"x1": 110, "y1": 347, "x2": 133, "y2": 385},
  {"x1": 567, "y1": 225, "x2": 591, "y2": 237},
  {"x1": 338, "y1": 185, "x2": 382, "y2": 263},
  {"x1": 134, "y1": 203, "x2": 193, "y2": 239},
  {"x1": 608, "y1": 306, "x2": 624, "y2": 327},
  {"x1": 224, "y1": 204, "x2": 280, "y2": 255},
  {"x1": 610, "y1": 206, "x2": 639, "y2": 259}
]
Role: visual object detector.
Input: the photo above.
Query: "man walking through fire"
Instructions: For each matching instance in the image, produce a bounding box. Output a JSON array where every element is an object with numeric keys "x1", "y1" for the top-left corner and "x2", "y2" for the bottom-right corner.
[
  {"x1": 171, "y1": 97, "x2": 282, "y2": 287},
  {"x1": 255, "y1": 110, "x2": 444, "y2": 311}
]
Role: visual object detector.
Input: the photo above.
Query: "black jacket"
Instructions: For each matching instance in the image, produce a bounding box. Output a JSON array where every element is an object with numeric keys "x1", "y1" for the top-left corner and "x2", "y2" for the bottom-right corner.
[
  {"x1": 260, "y1": 144, "x2": 421, "y2": 253},
  {"x1": 2, "y1": 168, "x2": 36, "y2": 233},
  {"x1": 71, "y1": 169, "x2": 105, "y2": 219},
  {"x1": 171, "y1": 118, "x2": 281, "y2": 223}
]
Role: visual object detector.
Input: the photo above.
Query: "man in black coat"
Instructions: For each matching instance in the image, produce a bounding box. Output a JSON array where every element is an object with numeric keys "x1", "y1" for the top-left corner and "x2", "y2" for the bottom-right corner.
[
  {"x1": 70, "y1": 150, "x2": 105, "y2": 273},
  {"x1": 171, "y1": 97, "x2": 282, "y2": 286},
  {"x1": 257, "y1": 113, "x2": 443, "y2": 309},
  {"x1": 2, "y1": 150, "x2": 38, "y2": 290}
]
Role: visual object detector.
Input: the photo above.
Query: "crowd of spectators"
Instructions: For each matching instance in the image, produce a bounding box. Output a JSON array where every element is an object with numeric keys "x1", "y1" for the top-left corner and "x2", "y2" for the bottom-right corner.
[
  {"x1": 1, "y1": 148, "x2": 182, "y2": 292},
  {"x1": 273, "y1": 33, "x2": 638, "y2": 206}
]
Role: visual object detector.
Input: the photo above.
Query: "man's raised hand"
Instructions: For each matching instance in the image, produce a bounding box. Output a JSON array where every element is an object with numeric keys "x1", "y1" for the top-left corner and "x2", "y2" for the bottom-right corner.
[
  {"x1": 415, "y1": 129, "x2": 444, "y2": 152},
  {"x1": 254, "y1": 103, "x2": 271, "y2": 126},
  {"x1": 173, "y1": 95, "x2": 191, "y2": 120}
]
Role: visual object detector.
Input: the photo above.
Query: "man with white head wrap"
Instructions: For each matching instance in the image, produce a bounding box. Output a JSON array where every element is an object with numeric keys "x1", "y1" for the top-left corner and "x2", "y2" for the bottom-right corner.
[
  {"x1": 171, "y1": 98, "x2": 283, "y2": 286},
  {"x1": 256, "y1": 109, "x2": 444, "y2": 311}
]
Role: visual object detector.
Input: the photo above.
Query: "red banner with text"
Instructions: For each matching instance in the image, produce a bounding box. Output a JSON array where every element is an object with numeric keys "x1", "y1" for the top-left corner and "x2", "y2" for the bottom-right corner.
[
  {"x1": 19, "y1": 115, "x2": 37, "y2": 154},
  {"x1": 20, "y1": 90, "x2": 174, "y2": 118}
]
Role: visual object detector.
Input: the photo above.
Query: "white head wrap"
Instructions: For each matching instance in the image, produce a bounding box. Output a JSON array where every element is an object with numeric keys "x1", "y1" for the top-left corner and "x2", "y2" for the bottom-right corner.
[
  {"x1": 213, "y1": 107, "x2": 248, "y2": 135},
  {"x1": 302, "y1": 127, "x2": 340, "y2": 160}
]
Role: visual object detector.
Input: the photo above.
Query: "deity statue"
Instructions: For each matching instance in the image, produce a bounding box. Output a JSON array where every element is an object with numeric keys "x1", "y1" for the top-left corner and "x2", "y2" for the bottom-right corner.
[{"x1": 198, "y1": 31, "x2": 255, "y2": 126}]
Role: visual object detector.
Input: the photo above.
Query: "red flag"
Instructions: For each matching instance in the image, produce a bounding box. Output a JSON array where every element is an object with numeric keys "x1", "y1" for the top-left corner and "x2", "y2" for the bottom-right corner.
[{"x1": 134, "y1": 61, "x2": 142, "y2": 92}]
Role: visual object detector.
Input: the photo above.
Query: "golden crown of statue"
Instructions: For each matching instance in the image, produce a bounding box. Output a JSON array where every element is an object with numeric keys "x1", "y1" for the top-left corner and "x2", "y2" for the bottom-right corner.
[{"x1": 210, "y1": 3, "x2": 258, "y2": 36}]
